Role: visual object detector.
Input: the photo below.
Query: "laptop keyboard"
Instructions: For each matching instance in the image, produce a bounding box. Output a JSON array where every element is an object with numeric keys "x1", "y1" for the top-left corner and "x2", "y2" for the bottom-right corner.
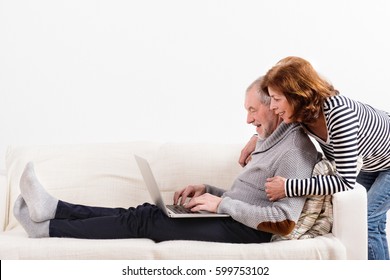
[{"x1": 166, "y1": 204, "x2": 195, "y2": 214}]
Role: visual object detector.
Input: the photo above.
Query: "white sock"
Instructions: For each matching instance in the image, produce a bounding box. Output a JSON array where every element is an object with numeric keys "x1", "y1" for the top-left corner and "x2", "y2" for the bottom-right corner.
[
  {"x1": 13, "y1": 195, "x2": 49, "y2": 238},
  {"x1": 19, "y1": 162, "x2": 58, "y2": 222}
]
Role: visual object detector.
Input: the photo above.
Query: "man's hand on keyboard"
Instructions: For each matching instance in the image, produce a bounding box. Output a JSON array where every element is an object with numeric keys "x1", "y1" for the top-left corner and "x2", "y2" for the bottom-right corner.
[
  {"x1": 173, "y1": 184, "x2": 206, "y2": 206},
  {"x1": 184, "y1": 193, "x2": 222, "y2": 213}
]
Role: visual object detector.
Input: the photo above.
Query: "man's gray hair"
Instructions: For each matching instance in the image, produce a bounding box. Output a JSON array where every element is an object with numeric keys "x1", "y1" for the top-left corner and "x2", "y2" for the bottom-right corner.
[{"x1": 246, "y1": 76, "x2": 271, "y2": 105}]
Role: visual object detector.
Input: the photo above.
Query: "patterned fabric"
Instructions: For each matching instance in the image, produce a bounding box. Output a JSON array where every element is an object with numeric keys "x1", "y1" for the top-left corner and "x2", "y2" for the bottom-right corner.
[{"x1": 272, "y1": 157, "x2": 334, "y2": 241}]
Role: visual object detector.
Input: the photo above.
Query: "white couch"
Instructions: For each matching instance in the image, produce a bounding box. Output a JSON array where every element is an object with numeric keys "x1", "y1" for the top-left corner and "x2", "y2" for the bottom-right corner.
[{"x1": 0, "y1": 141, "x2": 370, "y2": 260}]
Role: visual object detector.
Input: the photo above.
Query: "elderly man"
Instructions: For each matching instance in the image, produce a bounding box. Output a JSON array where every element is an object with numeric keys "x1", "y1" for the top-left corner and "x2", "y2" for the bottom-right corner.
[{"x1": 14, "y1": 77, "x2": 318, "y2": 243}]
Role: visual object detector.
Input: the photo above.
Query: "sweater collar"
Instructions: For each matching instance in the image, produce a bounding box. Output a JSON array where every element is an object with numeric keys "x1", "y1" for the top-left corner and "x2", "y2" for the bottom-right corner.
[{"x1": 253, "y1": 122, "x2": 301, "y2": 154}]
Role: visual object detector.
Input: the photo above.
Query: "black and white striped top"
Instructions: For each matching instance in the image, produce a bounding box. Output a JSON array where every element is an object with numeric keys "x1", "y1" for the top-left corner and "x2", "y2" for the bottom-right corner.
[{"x1": 286, "y1": 95, "x2": 390, "y2": 196}]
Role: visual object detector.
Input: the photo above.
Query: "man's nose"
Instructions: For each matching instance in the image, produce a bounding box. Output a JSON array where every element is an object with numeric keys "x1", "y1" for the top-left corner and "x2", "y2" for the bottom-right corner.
[{"x1": 247, "y1": 113, "x2": 254, "y2": 124}]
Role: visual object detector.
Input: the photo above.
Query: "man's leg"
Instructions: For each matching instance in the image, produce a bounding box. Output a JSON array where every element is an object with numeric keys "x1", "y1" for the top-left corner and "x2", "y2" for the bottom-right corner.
[
  {"x1": 14, "y1": 195, "x2": 49, "y2": 238},
  {"x1": 19, "y1": 162, "x2": 128, "y2": 221},
  {"x1": 50, "y1": 202, "x2": 272, "y2": 243},
  {"x1": 55, "y1": 200, "x2": 128, "y2": 220},
  {"x1": 19, "y1": 162, "x2": 58, "y2": 222}
]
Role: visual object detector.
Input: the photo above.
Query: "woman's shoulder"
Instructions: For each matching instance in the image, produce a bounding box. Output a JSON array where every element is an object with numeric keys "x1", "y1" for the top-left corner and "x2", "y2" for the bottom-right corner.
[
  {"x1": 288, "y1": 126, "x2": 318, "y2": 155},
  {"x1": 323, "y1": 94, "x2": 354, "y2": 110}
]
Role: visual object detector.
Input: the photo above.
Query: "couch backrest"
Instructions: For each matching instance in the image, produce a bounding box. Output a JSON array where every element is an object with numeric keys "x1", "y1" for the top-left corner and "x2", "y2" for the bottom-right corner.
[{"x1": 4, "y1": 142, "x2": 243, "y2": 230}]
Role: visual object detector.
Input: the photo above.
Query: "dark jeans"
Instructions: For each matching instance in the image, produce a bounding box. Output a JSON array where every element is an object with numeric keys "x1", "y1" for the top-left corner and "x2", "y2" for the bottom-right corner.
[{"x1": 49, "y1": 201, "x2": 272, "y2": 243}]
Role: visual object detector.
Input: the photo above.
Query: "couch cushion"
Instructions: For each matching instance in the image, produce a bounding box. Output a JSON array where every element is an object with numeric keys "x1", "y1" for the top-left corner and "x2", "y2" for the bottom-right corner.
[
  {"x1": 0, "y1": 226, "x2": 346, "y2": 259},
  {"x1": 151, "y1": 142, "x2": 242, "y2": 191}
]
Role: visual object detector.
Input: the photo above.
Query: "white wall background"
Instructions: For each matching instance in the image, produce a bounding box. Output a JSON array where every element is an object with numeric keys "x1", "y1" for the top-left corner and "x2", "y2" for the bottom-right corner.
[{"x1": 1, "y1": 0, "x2": 389, "y2": 172}]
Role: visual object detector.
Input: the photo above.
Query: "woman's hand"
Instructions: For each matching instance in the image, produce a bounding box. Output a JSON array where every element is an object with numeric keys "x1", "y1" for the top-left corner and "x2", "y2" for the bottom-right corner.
[
  {"x1": 173, "y1": 184, "x2": 206, "y2": 205},
  {"x1": 184, "y1": 193, "x2": 222, "y2": 213},
  {"x1": 265, "y1": 176, "x2": 287, "y2": 201},
  {"x1": 239, "y1": 135, "x2": 258, "y2": 167}
]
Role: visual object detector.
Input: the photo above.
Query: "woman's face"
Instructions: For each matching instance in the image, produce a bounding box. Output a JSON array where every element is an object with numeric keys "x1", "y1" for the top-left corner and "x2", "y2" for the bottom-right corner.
[{"x1": 268, "y1": 86, "x2": 296, "y2": 123}]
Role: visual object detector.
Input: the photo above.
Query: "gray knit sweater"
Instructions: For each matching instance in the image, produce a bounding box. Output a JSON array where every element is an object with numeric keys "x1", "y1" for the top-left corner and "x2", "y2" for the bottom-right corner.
[{"x1": 206, "y1": 122, "x2": 318, "y2": 235}]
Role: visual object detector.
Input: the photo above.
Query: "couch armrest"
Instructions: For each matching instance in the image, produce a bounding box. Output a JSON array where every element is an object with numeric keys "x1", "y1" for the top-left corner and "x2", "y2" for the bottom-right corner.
[
  {"x1": 0, "y1": 170, "x2": 7, "y2": 232},
  {"x1": 332, "y1": 183, "x2": 367, "y2": 260}
]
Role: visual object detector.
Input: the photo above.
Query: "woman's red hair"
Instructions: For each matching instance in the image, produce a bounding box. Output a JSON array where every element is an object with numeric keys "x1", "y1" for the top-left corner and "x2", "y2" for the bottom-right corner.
[{"x1": 261, "y1": 56, "x2": 338, "y2": 123}]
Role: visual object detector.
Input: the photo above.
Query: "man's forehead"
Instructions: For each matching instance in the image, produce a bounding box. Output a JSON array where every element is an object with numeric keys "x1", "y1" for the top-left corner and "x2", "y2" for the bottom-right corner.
[{"x1": 245, "y1": 89, "x2": 261, "y2": 106}]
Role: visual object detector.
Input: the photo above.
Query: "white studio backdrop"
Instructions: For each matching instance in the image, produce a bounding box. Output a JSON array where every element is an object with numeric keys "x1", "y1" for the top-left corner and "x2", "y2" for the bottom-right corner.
[{"x1": 1, "y1": 0, "x2": 389, "y2": 172}]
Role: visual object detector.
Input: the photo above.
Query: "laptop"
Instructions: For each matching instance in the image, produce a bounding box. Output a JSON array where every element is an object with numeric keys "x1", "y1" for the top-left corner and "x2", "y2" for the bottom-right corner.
[{"x1": 134, "y1": 154, "x2": 230, "y2": 218}]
